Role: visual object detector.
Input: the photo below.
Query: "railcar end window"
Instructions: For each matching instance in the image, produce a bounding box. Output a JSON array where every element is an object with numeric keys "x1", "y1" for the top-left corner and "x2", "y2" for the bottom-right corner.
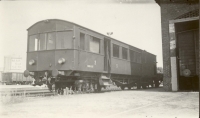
[
  {"x1": 122, "y1": 47, "x2": 128, "y2": 60},
  {"x1": 56, "y1": 31, "x2": 73, "y2": 49},
  {"x1": 29, "y1": 31, "x2": 73, "y2": 51},
  {"x1": 113, "y1": 44, "x2": 119, "y2": 58},
  {"x1": 29, "y1": 35, "x2": 38, "y2": 52},
  {"x1": 47, "y1": 32, "x2": 56, "y2": 50},
  {"x1": 89, "y1": 36, "x2": 100, "y2": 53},
  {"x1": 80, "y1": 33, "x2": 85, "y2": 50},
  {"x1": 39, "y1": 33, "x2": 46, "y2": 50}
]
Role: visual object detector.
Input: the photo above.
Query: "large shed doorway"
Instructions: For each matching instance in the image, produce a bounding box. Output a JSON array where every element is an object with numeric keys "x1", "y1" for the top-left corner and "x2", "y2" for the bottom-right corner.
[
  {"x1": 169, "y1": 18, "x2": 199, "y2": 91},
  {"x1": 177, "y1": 27, "x2": 199, "y2": 90}
]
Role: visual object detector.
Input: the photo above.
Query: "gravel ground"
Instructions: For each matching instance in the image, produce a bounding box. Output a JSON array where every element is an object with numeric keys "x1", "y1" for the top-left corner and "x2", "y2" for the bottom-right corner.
[{"x1": 0, "y1": 87, "x2": 199, "y2": 118}]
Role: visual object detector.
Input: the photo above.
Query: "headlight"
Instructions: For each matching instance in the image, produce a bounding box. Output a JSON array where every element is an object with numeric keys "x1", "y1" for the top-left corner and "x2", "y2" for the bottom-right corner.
[
  {"x1": 29, "y1": 59, "x2": 35, "y2": 65},
  {"x1": 58, "y1": 58, "x2": 65, "y2": 64}
]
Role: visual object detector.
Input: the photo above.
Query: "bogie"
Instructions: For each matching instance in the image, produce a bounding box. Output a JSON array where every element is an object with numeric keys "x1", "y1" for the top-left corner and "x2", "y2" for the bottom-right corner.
[{"x1": 120, "y1": 86, "x2": 125, "y2": 90}]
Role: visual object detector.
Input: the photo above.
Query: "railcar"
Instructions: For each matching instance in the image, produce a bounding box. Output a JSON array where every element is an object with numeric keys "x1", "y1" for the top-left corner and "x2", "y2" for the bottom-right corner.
[{"x1": 24, "y1": 19, "x2": 162, "y2": 93}]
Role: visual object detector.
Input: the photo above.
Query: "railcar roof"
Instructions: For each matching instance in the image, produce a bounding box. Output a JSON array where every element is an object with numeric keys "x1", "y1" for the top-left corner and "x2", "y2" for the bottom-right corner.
[{"x1": 27, "y1": 19, "x2": 156, "y2": 56}]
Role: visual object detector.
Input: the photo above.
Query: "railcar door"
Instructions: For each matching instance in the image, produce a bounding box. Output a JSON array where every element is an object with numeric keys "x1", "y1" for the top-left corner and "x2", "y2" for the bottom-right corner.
[{"x1": 104, "y1": 38, "x2": 111, "y2": 73}]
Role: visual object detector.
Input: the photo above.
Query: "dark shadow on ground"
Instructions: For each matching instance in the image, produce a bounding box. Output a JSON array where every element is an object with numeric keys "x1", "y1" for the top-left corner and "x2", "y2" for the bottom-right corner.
[{"x1": 94, "y1": 87, "x2": 166, "y2": 93}]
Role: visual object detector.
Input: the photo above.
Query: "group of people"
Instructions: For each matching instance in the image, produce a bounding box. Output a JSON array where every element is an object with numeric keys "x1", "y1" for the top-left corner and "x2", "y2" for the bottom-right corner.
[{"x1": 32, "y1": 74, "x2": 48, "y2": 87}]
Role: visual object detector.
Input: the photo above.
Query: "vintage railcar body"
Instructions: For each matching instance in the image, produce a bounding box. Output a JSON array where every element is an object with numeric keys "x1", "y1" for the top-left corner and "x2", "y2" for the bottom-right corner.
[{"x1": 24, "y1": 19, "x2": 160, "y2": 92}]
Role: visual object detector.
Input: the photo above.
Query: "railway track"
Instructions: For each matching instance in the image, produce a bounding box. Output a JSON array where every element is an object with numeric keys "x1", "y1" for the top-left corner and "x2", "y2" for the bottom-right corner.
[
  {"x1": 0, "y1": 84, "x2": 156, "y2": 99},
  {"x1": 0, "y1": 85, "x2": 153, "y2": 104},
  {"x1": 0, "y1": 86, "x2": 57, "y2": 104},
  {"x1": 0, "y1": 86, "x2": 54, "y2": 98},
  {"x1": 0, "y1": 85, "x2": 122, "y2": 99}
]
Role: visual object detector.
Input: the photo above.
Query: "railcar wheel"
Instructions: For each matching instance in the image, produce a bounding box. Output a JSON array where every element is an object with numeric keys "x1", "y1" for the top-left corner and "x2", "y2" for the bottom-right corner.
[
  {"x1": 137, "y1": 83, "x2": 141, "y2": 89},
  {"x1": 47, "y1": 84, "x2": 53, "y2": 91},
  {"x1": 52, "y1": 83, "x2": 58, "y2": 94},
  {"x1": 128, "y1": 86, "x2": 131, "y2": 90},
  {"x1": 142, "y1": 85, "x2": 147, "y2": 89},
  {"x1": 97, "y1": 86, "x2": 101, "y2": 92},
  {"x1": 151, "y1": 81, "x2": 154, "y2": 88},
  {"x1": 97, "y1": 84, "x2": 102, "y2": 92},
  {"x1": 120, "y1": 86, "x2": 125, "y2": 90},
  {"x1": 155, "y1": 80, "x2": 159, "y2": 88}
]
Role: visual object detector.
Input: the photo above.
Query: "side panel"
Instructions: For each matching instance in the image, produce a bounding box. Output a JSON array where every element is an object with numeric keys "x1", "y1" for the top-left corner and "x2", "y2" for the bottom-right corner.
[
  {"x1": 74, "y1": 25, "x2": 105, "y2": 72},
  {"x1": 143, "y1": 53, "x2": 157, "y2": 78},
  {"x1": 75, "y1": 50, "x2": 104, "y2": 72},
  {"x1": 111, "y1": 40, "x2": 131, "y2": 75},
  {"x1": 111, "y1": 58, "x2": 131, "y2": 75},
  {"x1": 130, "y1": 62, "x2": 141, "y2": 76}
]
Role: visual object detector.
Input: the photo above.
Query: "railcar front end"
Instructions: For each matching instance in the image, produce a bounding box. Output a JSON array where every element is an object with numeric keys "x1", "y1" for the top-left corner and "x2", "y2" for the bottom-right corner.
[{"x1": 24, "y1": 19, "x2": 112, "y2": 93}]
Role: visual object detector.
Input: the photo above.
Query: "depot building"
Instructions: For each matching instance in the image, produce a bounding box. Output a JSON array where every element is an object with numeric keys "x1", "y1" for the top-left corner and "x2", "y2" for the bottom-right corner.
[{"x1": 155, "y1": 0, "x2": 199, "y2": 91}]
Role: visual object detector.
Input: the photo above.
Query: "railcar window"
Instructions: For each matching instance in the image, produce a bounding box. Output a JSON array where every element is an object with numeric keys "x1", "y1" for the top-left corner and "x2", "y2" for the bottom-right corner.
[
  {"x1": 154, "y1": 65, "x2": 157, "y2": 75},
  {"x1": 89, "y1": 36, "x2": 100, "y2": 53},
  {"x1": 29, "y1": 35, "x2": 38, "y2": 51},
  {"x1": 113, "y1": 44, "x2": 119, "y2": 58},
  {"x1": 47, "y1": 32, "x2": 56, "y2": 50},
  {"x1": 80, "y1": 33, "x2": 85, "y2": 50},
  {"x1": 39, "y1": 33, "x2": 46, "y2": 50},
  {"x1": 56, "y1": 31, "x2": 73, "y2": 49},
  {"x1": 137, "y1": 53, "x2": 141, "y2": 63},
  {"x1": 122, "y1": 47, "x2": 128, "y2": 60}
]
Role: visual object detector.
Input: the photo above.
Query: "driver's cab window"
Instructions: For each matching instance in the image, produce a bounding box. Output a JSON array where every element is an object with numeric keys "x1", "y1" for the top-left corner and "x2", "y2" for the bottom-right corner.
[{"x1": 29, "y1": 35, "x2": 38, "y2": 51}]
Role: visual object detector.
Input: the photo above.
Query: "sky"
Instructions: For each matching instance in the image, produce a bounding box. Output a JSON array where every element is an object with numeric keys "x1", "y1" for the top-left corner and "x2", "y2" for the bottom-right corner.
[{"x1": 0, "y1": 0, "x2": 163, "y2": 71}]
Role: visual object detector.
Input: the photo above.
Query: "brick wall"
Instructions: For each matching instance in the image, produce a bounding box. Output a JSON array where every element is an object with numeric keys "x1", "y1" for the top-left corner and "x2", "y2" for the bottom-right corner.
[{"x1": 157, "y1": 0, "x2": 199, "y2": 91}]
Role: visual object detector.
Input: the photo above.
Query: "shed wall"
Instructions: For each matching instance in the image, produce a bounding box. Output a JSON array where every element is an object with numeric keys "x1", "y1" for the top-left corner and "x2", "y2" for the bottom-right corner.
[{"x1": 158, "y1": 1, "x2": 199, "y2": 91}]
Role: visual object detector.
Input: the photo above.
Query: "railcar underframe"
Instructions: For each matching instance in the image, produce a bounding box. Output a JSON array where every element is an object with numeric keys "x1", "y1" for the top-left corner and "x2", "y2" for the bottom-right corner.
[{"x1": 29, "y1": 70, "x2": 161, "y2": 94}]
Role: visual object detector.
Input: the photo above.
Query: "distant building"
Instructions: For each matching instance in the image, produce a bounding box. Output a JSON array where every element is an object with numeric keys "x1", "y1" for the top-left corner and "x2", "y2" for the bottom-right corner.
[
  {"x1": 4, "y1": 55, "x2": 23, "y2": 73},
  {"x1": 2, "y1": 55, "x2": 33, "y2": 84}
]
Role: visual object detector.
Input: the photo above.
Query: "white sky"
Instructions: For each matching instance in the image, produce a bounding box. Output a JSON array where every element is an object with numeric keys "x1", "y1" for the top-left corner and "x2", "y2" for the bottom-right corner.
[{"x1": 0, "y1": 0, "x2": 163, "y2": 71}]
